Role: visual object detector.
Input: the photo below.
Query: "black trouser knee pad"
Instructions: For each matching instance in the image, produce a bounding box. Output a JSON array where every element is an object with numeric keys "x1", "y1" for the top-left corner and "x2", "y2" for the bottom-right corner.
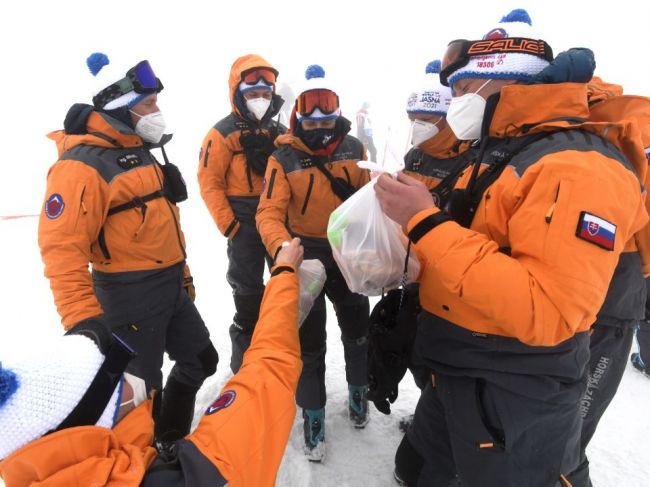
[
  {"x1": 198, "y1": 342, "x2": 219, "y2": 377},
  {"x1": 395, "y1": 433, "x2": 424, "y2": 486}
]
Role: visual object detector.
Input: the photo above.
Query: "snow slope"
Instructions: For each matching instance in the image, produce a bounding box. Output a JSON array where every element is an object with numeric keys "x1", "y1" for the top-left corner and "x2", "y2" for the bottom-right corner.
[{"x1": 1, "y1": 205, "x2": 649, "y2": 486}]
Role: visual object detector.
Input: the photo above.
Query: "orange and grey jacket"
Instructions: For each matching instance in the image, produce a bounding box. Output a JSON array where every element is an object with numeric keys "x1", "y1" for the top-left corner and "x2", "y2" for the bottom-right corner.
[
  {"x1": 256, "y1": 133, "x2": 368, "y2": 258},
  {"x1": 405, "y1": 83, "x2": 647, "y2": 379},
  {"x1": 38, "y1": 105, "x2": 189, "y2": 329},
  {"x1": 0, "y1": 268, "x2": 301, "y2": 487},
  {"x1": 198, "y1": 54, "x2": 286, "y2": 239},
  {"x1": 585, "y1": 78, "x2": 650, "y2": 327},
  {"x1": 404, "y1": 125, "x2": 473, "y2": 191}
]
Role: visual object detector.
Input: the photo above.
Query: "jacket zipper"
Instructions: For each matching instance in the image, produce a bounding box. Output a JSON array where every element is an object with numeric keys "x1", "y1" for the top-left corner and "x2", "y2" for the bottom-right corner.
[
  {"x1": 202, "y1": 140, "x2": 212, "y2": 168},
  {"x1": 301, "y1": 174, "x2": 315, "y2": 214},
  {"x1": 545, "y1": 183, "x2": 561, "y2": 224},
  {"x1": 153, "y1": 160, "x2": 187, "y2": 259}
]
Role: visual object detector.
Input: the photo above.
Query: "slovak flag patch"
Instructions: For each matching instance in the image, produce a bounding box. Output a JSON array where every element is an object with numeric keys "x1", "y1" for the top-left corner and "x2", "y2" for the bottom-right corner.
[
  {"x1": 576, "y1": 211, "x2": 616, "y2": 251},
  {"x1": 44, "y1": 193, "x2": 65, "y2": 219},
  {"x1": 205, "y1": 389, "x2": 236, "y2": 415}
]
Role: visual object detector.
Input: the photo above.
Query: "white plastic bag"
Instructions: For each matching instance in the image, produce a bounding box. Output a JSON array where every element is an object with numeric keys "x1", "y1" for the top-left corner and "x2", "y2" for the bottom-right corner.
[
  {"x1": 327, "y1": 164, "x2": 419, "y2": 296},
  {"x1": 298, "y1": 259, "x2": 327, "y2": 327}
]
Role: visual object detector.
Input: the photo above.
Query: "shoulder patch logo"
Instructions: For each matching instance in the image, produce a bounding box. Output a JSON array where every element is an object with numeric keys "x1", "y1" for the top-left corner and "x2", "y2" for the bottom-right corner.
[
  {"x1": 44, "y1": 193, "x2": 65, "y2": 219},
  {"x1": 205, "y1": 390, "x2": 236, "y2": 415},
  {"x1": 576, "y1": 211, "x2": 616, "y2": 251}
]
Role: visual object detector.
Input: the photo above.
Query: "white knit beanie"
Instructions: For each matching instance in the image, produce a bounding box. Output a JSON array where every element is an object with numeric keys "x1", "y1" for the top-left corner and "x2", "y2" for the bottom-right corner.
[
  {"x1": 406, "y1": 60, "x2": 453, "y2": 116},
  {"x1": 87, "y1": 52, "x2": 148, "y2": 110},
  {"x1": 296, "y1": 65, "x2": 341, "y2": 121},
  {"x1": 0, "y1": 335, "x2": 121, "y2": 459},
  {"x1": 444, "y1": 9, "x2": 551, "y2": 89}
]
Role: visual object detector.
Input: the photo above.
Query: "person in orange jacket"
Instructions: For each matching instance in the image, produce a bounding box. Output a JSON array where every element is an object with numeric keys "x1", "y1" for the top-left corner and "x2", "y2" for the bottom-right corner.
[
  {"x1": 561, "y1": 74, "x2": 650, "y2": 486},
  {"x1": 37, "y1": 53, "x2": 218, "y2": 452},
  {"x1": 256, "y1": 64, "x2": 370, "y2": 462},
  {"x1": 404, "y1": 59, "x2": 473, "y2": 207},
  {"x1": 198, "y1": 54, "x2": 286, "y2": 374},
  {"x1": 373, "y1": 9, "x2": 648, "y2": 487},
  {"x1": 0, "y1": 239, "x2": 304, "y2": 487}
]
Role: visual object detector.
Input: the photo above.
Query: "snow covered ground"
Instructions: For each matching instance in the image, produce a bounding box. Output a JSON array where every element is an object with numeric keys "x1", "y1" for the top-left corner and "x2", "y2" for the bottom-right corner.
[{"x1": 1, "y1": 203, "x2": 650, "y2": 486}]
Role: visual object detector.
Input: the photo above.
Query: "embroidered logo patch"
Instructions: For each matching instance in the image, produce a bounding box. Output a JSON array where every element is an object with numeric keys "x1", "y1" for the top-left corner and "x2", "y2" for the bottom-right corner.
[
  {"x1": 44, "y1": 193, "x2": 65, "y2": 219},
  {"x1": 205, "y1": 390, "x2": 236, "y2": 415},
  {"x1": 117, "y1": 154, "x2": 141, "y2": 169},
  {"x1": 576, "y1": 211, "x2": 616, "y2": 251}
]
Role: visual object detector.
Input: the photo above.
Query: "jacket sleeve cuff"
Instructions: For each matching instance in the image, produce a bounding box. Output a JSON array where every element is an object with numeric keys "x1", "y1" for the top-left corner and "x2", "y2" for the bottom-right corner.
[
  {"x1": 270, "y1": 263, "x2": 297, "y2": 276},
  {"x1": 406, "y1": 208, "x2": 453, "y2": 243}
]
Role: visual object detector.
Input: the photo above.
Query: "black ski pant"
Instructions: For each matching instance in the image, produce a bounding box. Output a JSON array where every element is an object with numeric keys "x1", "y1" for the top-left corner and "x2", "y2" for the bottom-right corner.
[
  {"x1": 225, "y1": 219, "x2": 272, "y2": 373},
  {"x1": 565, "y1": 322, "x2": 636, "y2": 487},
  {"x1": 93, "y1": 262, "x2": 218, "y2": 392},
  {"x1": 296, "y1": 244, "x2": 370, "y2": 410},
  {"x1": 396, "y1": 375, "x2": 584, "y2": 487}
]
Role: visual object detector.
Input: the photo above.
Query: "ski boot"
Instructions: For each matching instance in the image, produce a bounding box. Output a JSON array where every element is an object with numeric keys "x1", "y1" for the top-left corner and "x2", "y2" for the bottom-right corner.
[
  {"x1": 349, "y1": 384, "x2": 370, "y2": 428},
  {"x1": 303, "y1": 408, "x2": 326, "y2": 462}
]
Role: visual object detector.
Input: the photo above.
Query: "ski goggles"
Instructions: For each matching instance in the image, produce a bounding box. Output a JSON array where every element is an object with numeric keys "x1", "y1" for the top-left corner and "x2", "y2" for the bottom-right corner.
[
  {"x1": 296, "y1": 89, "x2": 340, "y2": 118},
  {"x1": 439, "y1": 38, "x2": 554, "y2": 87},
  {"x1": 93, "y1": 60, "x2": 163, "y2": 108},
  {"x1": 241, "y1": 67, "x2": 278, "y2": 86}
]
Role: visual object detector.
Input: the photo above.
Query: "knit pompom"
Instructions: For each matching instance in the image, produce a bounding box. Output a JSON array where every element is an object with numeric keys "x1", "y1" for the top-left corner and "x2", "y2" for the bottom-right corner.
[
  {"x1": 500, "y1": 8, "x2": 532, "y2": 25},
  {"x1": 0, "y1": 363, "x2": 19, "y2": 408},
  {"x1": 425, "y1": 60, "x2": 441, "y2": 74},
  {"x1": 305, "y1": 64, "x2": 325, "y2": 80},
  {"x1": 87, "y1": 52, "x2": 110, "y2": 77}
]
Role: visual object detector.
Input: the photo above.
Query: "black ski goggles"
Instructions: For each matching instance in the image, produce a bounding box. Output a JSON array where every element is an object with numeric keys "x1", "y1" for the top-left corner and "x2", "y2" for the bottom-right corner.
[
  {"x1": 93, "y1": 60, "x2": 164, "y2": 108},
  {"x1": 439, "y1": 38, "x2": 554, "y2": 87}
]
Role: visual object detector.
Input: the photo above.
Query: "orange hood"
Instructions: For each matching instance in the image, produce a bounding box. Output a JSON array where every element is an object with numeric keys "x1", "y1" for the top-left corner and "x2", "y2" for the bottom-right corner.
[
  {"x1": 275, "y1": 132, "x2": 314, "y2": 155},
  {"x1": 489, "y1": 82, "x2": 646, "y2": 183},
  {"x1": 228, "y1": 54, "x2": 278, "y2": 117},
  {"x1": 587, "y1": 76, "x2": 624, "y2": 105},
  {"x1": 47, "y1": 107, "x2": 143, "y2": 156}
]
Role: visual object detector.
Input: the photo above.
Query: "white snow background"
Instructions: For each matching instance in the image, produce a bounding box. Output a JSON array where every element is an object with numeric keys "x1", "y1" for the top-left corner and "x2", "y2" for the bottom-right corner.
[{"x1": 1, "y1": 0, "x2": 650, "y2": 485}]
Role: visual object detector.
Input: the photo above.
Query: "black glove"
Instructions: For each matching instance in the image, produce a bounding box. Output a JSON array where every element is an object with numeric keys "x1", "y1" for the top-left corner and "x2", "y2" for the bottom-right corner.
[
  {"x1": 367, "y1": 285, "x2": 421, "y2": 414},
  {"x1": 65, "y1": 316, "x2": 113, "y2": 354}
]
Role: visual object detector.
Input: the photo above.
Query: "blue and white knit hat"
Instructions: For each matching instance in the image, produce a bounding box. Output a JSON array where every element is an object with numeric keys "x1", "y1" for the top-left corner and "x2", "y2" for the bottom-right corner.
[
  {"x1": 296, "y1": 65, "x2": 341, "y2": 121},
  {"x1": 445, "y1": 9, "x2": 551, "y2": 89},
  {"x1": 0, "y1": 335, "x2": 121, "y2": 459},
  {"x1": 406, "y1": 60, "x2": 453, "y2": 116},
  {"x1": 87, "y1": 52, "x2": 148, "y2": 110},
  {"x1": 238, "y1": 78, "x2": 273, "y2": 94}
]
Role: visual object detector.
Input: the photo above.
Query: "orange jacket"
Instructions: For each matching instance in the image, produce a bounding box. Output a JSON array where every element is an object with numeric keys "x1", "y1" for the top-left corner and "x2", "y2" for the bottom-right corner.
[
  {"x1": 0, "y1": 399, "x2": 157, "y2": 486},
  {"x1": 587, "y1": 77, "x2": 650, "y2": 276},
  {"x1": 0, "y1": 268, "x2": 300, "y2": 487},
  {"x1": 188, "y1": 265, "x2": 301, "y2": 487},
  {"x1": 38, "y1": 108, "x2": 188, "y2": 329},
  {"x1": 198, "y1": 54, "x2": 285, "y2": 239},
  {"x1": 407, "y1": 83, "x2": 648, "y2": 346},
  {"x1": 404, "y1": 125, "x2": 471, "y2": 190},
  {"x1": 256, "y1": 133, "x2": 369, "y2": 257}
]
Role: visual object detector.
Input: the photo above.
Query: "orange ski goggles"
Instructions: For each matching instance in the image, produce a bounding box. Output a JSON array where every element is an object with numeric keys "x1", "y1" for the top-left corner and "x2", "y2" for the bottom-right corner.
[
  {"x1": 296, "y1": 89, "x2": 340, "y2": 118},
  {"x1": 241, "y1": 67, "x2": 278, "y2": 86}
]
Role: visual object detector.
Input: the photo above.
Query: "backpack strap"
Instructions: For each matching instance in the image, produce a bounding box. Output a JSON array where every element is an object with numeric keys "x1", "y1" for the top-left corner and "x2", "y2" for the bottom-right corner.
[{"x1": 107, "y1": 190, "x2": 165, "y2": 216}]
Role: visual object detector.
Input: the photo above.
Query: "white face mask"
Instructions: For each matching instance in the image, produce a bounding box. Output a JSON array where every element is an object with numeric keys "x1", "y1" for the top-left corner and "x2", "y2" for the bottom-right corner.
[
  {"x1": 131, "y1": 110, "x2": 166, "y2": 144},
  {"x1": 120, "y1": 372, "x2": 148, "y2": 409},
  {"x1": 411, "y1": 119, "x2": 440, "y2": 147},
  {"x1": 246, "y1": 97, "x2": 271, "y2": 121},
  {"x1": 446, "y1": 79, "x2": 492, "y2": 140}
]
